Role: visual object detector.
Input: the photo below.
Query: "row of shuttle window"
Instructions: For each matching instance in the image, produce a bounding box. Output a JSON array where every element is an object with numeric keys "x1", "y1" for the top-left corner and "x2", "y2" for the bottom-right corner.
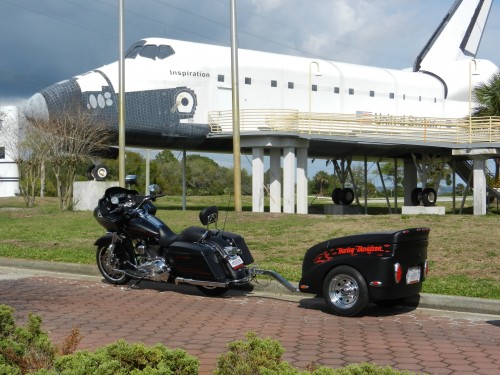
[{"x1": 217, "y1": 74, "x2": 436, "y2": 103}]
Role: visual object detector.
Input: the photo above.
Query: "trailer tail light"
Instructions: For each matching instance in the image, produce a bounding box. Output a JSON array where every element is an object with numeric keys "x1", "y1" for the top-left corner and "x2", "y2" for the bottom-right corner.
[
  {"x1": 424, "y1": 260, "x2": 429, "y2": 277},
  {"x1": 394, "y1": 263, "x2": 402, "y2": 284}
]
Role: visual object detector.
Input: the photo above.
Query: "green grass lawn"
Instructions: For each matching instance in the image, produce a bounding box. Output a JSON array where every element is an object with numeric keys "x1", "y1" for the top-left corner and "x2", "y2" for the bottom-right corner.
[{"x1": 1, "y1": 195, "x2": 499, "y2": 299}]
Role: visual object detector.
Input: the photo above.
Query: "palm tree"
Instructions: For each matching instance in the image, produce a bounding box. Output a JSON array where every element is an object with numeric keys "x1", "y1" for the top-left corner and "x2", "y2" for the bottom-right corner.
[{"x1": 472, "y1": 72, "x2": 500, "y2": 182}]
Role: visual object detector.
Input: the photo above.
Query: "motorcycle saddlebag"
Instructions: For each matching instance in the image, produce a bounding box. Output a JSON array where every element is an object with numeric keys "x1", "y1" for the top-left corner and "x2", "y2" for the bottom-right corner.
[
  {"x1": 219, "y1": 231, "x2": 254, "y2": 265},
  {"x1": 167, "y1": 242, "x2": 227, "y2": 282}
]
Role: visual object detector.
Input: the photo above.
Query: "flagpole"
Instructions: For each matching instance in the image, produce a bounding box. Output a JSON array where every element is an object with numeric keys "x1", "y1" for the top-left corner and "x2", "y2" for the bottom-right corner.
[{"x1": 230, "y1": 0, "x2": 242, "y2": 212}]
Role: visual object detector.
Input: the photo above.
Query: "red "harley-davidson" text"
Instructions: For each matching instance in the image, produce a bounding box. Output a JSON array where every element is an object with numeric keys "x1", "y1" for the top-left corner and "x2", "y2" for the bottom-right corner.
[{"x1": 313, "y1": 244, "x2": 391, "y2": 264}]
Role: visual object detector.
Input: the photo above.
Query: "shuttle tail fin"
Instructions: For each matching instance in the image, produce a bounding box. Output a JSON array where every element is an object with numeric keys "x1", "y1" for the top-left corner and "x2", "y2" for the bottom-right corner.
[{"x1": 413, "y1": 0, "x2": 493, "y2": 72}]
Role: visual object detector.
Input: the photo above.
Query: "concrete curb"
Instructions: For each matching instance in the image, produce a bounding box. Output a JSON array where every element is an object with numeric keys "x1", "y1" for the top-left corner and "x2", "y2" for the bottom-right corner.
[{"x1": 1, "y1": 257, "x2": 499, "y2": 316}]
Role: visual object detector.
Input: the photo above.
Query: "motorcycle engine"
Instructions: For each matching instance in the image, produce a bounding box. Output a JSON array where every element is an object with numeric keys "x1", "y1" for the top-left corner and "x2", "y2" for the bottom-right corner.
[
  {"x1": 135, "y1": 242, "x2": 170, "y2": 281},
  {"x1": 137, "y1": 257, "x2": 171, "y2": 282}
]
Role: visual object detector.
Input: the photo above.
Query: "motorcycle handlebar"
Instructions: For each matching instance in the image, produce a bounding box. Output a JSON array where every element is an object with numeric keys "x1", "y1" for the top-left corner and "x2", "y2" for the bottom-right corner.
[{"x1": 107, "y1": 192, "x2": 165, "y2": 216}]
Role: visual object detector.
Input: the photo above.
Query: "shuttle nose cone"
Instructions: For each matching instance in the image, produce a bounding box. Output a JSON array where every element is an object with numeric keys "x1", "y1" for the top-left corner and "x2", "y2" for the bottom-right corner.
[
  {"x1": 23, "y1": 93, "x2": 49, "y2": 122},
  {"x1": 23, "y1": 79, "x2": 83, "y2": 122}
]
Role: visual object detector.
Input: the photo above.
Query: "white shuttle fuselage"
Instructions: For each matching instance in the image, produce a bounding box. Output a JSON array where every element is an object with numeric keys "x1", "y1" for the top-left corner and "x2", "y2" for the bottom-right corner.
[{"x1": 22, "y1": 0, "x2": 498, "y2": 149}]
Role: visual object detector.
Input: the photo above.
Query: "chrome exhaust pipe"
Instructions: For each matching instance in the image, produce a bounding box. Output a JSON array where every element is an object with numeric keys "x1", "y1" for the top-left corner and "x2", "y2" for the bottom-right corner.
[{"x1": 175, "y1": 277, "x2": 229, "y2": 288}]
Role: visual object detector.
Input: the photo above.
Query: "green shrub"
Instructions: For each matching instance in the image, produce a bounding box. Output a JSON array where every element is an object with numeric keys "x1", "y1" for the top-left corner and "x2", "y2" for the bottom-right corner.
[
  {"x1": 43, "y1": 340, "x2": 199, "y2": 375},
  {"x1": 0, "y1": 305, "x2": 198, "y2": 375},
  {"x1": 213, "y1": 332, "x2": 424, "y2": 375},
  {"x1": 0, "y1": 304, "x2": 56, "y2": 374},
  {"x1": 213, "y1": 331, "x2": 334, "y2": 375},
  {"x1": 1, "y1": 305, "x2": 421, "y2": 375}
]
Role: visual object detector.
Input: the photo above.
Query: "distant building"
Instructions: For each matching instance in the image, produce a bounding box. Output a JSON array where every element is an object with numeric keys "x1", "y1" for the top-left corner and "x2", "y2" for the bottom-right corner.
[{"x1": 0, "y1": 106, "x2": 20, "y2": 197}]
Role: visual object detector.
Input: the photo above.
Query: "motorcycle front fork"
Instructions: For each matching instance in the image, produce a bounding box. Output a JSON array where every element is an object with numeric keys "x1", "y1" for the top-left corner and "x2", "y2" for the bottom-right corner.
[{"x1": 105, "y1": 233, "x2": 122, "y2": 269}]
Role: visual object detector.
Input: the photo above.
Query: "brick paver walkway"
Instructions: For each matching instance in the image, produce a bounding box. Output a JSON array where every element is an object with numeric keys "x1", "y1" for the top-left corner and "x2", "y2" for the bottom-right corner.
[{"x1": 1, "y1": 274, "x2": 499, "y2": 374}]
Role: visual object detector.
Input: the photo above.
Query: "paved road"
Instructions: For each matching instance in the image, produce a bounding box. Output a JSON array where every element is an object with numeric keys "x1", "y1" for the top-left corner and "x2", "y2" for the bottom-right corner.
[{"x1": 0, "y1": 266, "x2": 499, "y2": 375}]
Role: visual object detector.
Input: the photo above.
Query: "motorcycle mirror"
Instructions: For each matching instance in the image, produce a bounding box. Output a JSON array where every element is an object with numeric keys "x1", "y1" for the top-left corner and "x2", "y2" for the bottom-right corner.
[
  {"x1": 148, "y1": 184, "x2": 162, "y2": 195},
  {"x1": 199, "y1": 206, "x2": 218, "y2": 226},
  {"x1": 125, "y1": 175, "x2": 137, "y2": 185}
]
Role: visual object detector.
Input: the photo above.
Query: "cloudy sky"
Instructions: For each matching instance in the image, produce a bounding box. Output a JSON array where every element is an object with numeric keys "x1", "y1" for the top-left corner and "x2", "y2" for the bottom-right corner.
[
  {"x1": 1, "y1": 0, "x2": 499, "y2": 107},
  {"x1": 2, "y1": 0, "x2": 499, "y2": 176}
]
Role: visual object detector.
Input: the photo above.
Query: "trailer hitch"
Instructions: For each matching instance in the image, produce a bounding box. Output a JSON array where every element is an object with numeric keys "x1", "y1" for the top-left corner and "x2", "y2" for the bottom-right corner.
[{"x1": 252, "y1": 269, "x2": 300, "y2": 293}]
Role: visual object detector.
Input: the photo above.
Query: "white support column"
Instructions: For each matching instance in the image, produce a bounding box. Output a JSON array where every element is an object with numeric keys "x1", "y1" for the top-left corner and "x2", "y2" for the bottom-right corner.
[
  {"x1": 403, "y1": 159, "x2": 418, "y2": 206},
  {"x1": 252, "y1": 147, "x2": 265, "y2": 212},
  {"x1": 283, "y1": 147, "x2": 295, "y2": 213},
  {"x1": 473, "y1": 158, "x2": 487, "y2": 215},
  {"x1": 296, "y1": 148, "x2": 308, "y2": 214},
  {"x1": 269, "y1": 148, "x2": 282, "y2": 213}
]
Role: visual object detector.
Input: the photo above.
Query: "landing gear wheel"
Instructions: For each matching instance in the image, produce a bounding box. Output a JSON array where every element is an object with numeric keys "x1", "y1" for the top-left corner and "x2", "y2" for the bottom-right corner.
[
  {"x1": 411, "y1": 188, "x2": 422, "y2": 206},
  {"x1": 323, "y1": 265, "x2": 369, "y2": 317},
  {"x1": 96, "y1": 245, "x2": 131, "y2": 285},
  {"x1": 332, "y1": 188, "x2": 342, "y2": 204},
  {"x1": 421, "y1": 187, "x2": 437, "y2": 207},
  {"x1": 92, "y1": 164, "x2": 109, "y2": 181},
  {"x1": 86, "y1": 165, "x2": 96, "y2": 180},
  {"x1": 196, "y1": 285, "x2": 229, "y2": 296},
  {"x1": 340, "y1": 188, "x2": 355, "y2": 205}
]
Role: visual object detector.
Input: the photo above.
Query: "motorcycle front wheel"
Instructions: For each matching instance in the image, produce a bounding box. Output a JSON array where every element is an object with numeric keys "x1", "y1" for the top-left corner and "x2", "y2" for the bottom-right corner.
[{"x1": 96, "y1": 245, "x2": 132, "y2": 285}]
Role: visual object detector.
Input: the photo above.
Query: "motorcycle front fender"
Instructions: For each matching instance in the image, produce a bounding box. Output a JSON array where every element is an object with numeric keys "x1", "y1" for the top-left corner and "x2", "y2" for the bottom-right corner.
[{"x1": 94, "y1": 233, "x2": 113, "y2": 247}]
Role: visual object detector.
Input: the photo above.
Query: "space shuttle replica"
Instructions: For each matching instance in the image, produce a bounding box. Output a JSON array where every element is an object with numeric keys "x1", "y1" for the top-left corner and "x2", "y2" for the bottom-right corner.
[
  {"x1": 8, "y1": 0, "x2": 498, "y2": 215},
  {"x1": 23, "y1": 0, "x2": 498, "y2": 149}
]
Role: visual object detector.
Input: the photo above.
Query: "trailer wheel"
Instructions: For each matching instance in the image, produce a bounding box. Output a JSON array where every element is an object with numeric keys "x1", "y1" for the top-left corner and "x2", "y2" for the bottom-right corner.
[
  {"x1": 323, "y1": 265, "x2": 369, "y2": 317},
  {"x1": 340, "y1": 188, "x2": 354, "y2": 205},
  {"x1": 411, "y1": 188, "x2": 422, "y2": 206},
  {"x1": 421, "y1": 188, "x2": 437, "y2": 206},
  {"x1": 332, "y1": 188, "x2": 342, "y2": 204}
]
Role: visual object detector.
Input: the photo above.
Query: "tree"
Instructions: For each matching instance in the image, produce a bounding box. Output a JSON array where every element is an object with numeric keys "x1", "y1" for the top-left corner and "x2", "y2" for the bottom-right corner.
[
  {"x1": 2, "y1": 111, "x2": 48, "y2": 207},
  {"x1": 472, "y1": 72, "x2": 500, "y2": 117},
  {"x1": 25, "y1": 108, "x2": 113, "y2": 210},
  {"x1": 152, "y1": 150, "x2": 183, "y2": 195},
  {"x1": 372, "y1": 162, "x2": 403, "y2": 191},
  {"x1": 186, "y1": 155, "x2": 228, "y2": 195},
  {"x1": 310, "y1": 171, "x2": 331, "y2": 196},
  {"x1": 473, "y1": 72, "x2": 500, "y2": 182}
]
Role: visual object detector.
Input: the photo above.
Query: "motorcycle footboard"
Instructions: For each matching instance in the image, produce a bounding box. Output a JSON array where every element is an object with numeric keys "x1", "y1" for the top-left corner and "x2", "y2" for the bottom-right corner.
[{"x1": 252, "y1": 269, "x2": 299, "y2": 293}]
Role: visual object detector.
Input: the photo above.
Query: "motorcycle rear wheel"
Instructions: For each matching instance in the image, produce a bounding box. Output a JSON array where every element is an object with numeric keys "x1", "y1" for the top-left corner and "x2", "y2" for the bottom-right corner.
[
  {"x1": 96, "y1": 245, "x2": 131, "y2": 285},
  {"x1": 196, "y1": 285, "x2": 229, "y2": 296}
]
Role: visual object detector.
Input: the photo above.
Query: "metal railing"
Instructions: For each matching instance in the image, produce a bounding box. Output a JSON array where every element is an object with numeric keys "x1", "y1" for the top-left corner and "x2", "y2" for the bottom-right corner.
[{"x1": 208, "y1": 109, "x2": 500, "y2": 144}]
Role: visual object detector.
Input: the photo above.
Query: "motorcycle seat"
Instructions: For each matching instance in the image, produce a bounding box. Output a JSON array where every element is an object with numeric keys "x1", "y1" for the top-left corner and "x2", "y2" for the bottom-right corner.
[
  {"x1": 159, "y1": 226, "x2": 179, "y2": 247},
  {"x1": 178, "y1": 226, "x2": 210, "y2": 243}
]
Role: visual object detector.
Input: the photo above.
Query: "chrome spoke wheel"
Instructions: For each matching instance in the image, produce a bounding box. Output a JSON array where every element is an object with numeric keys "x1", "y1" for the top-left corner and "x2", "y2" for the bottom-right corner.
[
  {"x1": 323, "y1": 265, "x2": 369, "y2": 317},
  {"x1": 96, "y1": 246, "x2": 130, "y2": 285},
  {"x1": 328, "y1": 273, "x2": 359, "y2": 309}
]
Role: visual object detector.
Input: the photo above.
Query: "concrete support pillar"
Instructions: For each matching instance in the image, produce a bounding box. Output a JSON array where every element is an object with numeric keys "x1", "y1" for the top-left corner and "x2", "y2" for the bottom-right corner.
[
  {"x1": 269, "y1": 148, "x2": 282, "y2": 213},
  {"x1": 403, "y1": 159, "x2": 418, "y2": 206},
  {"x1": 283, "y1": 147, "x2": 295, "y2": 213},
  {"x1": 296, "y1": 148, "x2": 308, "y2": 214},
  {"x1": 252, "y1": 147, "x2": 265, "y2": 212},
  {"x1": 473, "y1": 158, "x2": 487, "y2": 215}
]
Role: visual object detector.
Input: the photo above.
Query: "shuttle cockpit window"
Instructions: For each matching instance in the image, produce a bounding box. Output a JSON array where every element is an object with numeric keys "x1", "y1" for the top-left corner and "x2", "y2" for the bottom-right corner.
[
  {"x1": 158, "y1": 45, "x2": 175, "y2": 59},
  {"x1": 125, "y1": 41, "x2": 145, "y2": 59},
  {"x1": 140, "y1": 45, "x2": 158, "y2": 60},
  {"x1": 125, "y1": 40, "x2": 175, "y2": 60}
]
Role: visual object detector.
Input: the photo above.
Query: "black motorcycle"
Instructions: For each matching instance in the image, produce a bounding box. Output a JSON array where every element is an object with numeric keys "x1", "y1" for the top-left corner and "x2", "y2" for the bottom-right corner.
[
  {"x1": 94, "y1": 185, "x2": 429, "y2": 317},
  {"x1": 93, "y1": 185, "x2": 254, "y2": 296}
]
